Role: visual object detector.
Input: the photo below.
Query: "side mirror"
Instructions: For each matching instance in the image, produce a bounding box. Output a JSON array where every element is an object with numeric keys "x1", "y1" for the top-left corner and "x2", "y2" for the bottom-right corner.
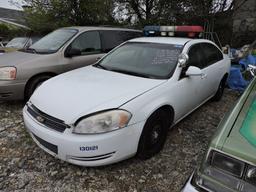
[
  {"x1": 185, "y1": 66, "x2": 203, "y2": 77},
  {"x1": 178, "y1": 53, "x2": 189, "y2": 68},
  {"x1": 65, "y1": 47, "x2": 81, "y2": 58}
]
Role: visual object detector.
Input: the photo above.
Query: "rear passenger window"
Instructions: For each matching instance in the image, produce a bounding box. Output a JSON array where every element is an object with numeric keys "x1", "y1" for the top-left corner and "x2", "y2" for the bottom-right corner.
[
  {"x1": 187, "y1": 44, "x2": 205, "y2": 69},
  {"x1": 100, "y1": 30, "x2": 142, "y2": 53},
  {"x1": 201, "y1": 43, "x2": 223, "y2": 67},
  {"x1": 119, "y1": 31, "x2": 142, "y2": 41},
  {"x1": 70, "y1": 31, "x2": 101, "y2": 55}
]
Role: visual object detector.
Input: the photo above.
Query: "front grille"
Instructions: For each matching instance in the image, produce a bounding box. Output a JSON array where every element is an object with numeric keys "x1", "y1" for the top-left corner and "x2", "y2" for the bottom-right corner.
[
  {"x1": 70, "y1": 152, "x2": 115, "y2": 161},
  {"x1": 33, "y1": 133, "x2": 58, "y2": 154},
  {"x1": 27, "y1": 104, "x2": 69, "y2": 133}
]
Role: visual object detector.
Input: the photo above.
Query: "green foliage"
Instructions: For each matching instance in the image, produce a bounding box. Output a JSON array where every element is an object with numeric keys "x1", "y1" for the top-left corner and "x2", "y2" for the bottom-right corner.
[
  {"x1": 115, "y1": 0, "x2": 234, "y2": 27},
  {"x1": 22, "y1": 0, "x2": 234, "y2": 34},
  {"x1": 0, "y1": 23, "x2": 9, "y2": 36},
  {"x1": 0, "y1": 23, "x2": 28, "y2": 39},
  {"x1": 23, "y1": 0, "x2": 118, "y2": 33}
]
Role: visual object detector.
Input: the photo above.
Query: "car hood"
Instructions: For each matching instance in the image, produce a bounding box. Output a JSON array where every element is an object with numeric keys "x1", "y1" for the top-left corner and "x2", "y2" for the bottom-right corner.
[
  {"x1": 30, "y1": 66, "x2": 166, "y2": 124},
  {"x1": 0, "y1": 47, "x2": 19, "y2": 53},
  {"x1": 221, "y1": 81, "x2": 256, "y2": 165},
  {"x1": 0, "y1": 51, "x2": 41, "y2": 66}
]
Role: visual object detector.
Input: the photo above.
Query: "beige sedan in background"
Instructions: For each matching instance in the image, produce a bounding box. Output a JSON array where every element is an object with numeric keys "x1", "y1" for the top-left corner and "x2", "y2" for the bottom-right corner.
[{"x1": 0, "y1": 26, "x2": 141, "y2": 101}]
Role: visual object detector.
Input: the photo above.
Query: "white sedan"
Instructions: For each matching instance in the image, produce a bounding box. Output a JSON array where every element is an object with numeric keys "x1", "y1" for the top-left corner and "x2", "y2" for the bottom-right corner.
[{"x1": 23, "y1": 36, "x2": 230, "y2": 166}]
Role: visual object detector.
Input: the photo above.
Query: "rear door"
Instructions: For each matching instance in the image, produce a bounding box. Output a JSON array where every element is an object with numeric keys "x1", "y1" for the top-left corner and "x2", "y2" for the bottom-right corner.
[
  {"x1": 99, "y1": 30, "x2": 142, "y2": 53},
  {"x1": 200, "y1": 43, "x2": 224, "y2": 97},
  {"x1": 62, "y1": 31, "x2": 105, "y2": 71}
]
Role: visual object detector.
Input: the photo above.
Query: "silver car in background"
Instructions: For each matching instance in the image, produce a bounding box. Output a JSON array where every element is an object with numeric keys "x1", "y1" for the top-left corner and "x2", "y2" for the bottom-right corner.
[
  {"x1": 0, "y1": 37, "x2": 41, "y2": 53},
  {"x1": 0, "y1": 26, "x2": 142, "y2": 101}
]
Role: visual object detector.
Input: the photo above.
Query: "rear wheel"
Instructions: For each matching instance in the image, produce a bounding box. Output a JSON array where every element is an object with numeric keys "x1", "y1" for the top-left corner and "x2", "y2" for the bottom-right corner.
[
  {"x1": 25, "y1": 75, "x2": 52, "y2": 101},
  {"x1": 212, "y1": 77, "x2": 226, "y2": 101},
  {"x1": 137, "y1": 109, "x2": 171, "y2": 159}
]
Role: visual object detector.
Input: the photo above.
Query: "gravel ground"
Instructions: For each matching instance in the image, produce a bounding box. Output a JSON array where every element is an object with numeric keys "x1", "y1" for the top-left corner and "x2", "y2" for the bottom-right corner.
[{"x1": 0, "y1": 89, "x2": 240, "y2": 192}]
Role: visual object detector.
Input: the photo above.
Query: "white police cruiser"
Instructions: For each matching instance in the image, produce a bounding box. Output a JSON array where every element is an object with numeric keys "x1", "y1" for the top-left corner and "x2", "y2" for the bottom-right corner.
[{"x1": 23, "y1": 26, "x2": 230, "y2": 166}]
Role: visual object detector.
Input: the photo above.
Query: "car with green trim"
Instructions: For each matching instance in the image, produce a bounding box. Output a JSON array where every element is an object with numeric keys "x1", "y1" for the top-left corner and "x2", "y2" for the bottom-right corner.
[{"x1": 182, "y1": 76, "x2": 256, "y2": 192}]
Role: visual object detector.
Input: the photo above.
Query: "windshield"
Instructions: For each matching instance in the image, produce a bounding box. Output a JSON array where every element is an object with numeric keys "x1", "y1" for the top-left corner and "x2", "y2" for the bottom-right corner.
[
  {"x1": 31, "y1": 37, "x2": 41, "y2": 44},
  {"x1": 29, "y1": 28, "x2": 78, "y2": 54},
  {"x1": 96, "y1": 42, "x2": 183, "y2": 79},
  {"x1": 6, "y1": 37, "x2": 27, "y2": 48}
]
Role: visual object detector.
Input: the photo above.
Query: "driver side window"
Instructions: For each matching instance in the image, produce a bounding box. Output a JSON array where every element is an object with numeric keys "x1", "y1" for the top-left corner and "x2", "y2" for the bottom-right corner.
[
  {"x1": 180, "y1": 44, "x2": 204, "y2": 79},
  {"x1": 70, "y1": 31, "x2": 101, "y2": 55},
  {"x1": 187, "y1": 44, "x2": 204, "y2": 69}
]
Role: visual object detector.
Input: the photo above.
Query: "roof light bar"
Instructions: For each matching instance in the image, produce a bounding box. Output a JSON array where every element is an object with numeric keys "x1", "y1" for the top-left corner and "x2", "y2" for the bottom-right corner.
[
  {"x1": 143, "y1": 25, "x2": 204, "y2": 37},
  {"x1": 176, "y1": 26, "x2": 203, "y2": 32},
  {"x1": 143, "y1": 26, "x2": 160, "y2": 36}
]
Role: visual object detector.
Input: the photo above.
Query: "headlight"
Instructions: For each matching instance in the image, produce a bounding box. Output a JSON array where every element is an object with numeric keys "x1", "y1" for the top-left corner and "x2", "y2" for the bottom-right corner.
[
  {"x1": 73, "y1": 110, "x2": 132, "y2": 134},
  {"x1": 0, "y1": 67, "x2": 16, "y2": 80},
  {"x1": 210, "y1": 151, "x2": 245, "y2": 177},
  {"x1": 195, "y1": 150, "x2": 256, "y2": 192}
]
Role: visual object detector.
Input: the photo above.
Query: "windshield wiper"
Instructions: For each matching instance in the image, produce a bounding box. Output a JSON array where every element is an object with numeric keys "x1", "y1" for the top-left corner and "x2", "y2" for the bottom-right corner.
[
  {"x1": 23, "y1": 48, "x2": 37, "y2": 53},
  {"x1": 94, "y1": 63, "x2": 108, "y2": 70},
  {"x1": 108, "y1": 68, "x2": 152, "y2": 78}
]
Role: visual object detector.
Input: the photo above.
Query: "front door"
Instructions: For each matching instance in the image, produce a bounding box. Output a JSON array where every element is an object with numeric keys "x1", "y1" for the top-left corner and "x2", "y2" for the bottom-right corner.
[
  {"x1": 173, "y1": 43, "x2": 209, "y2": 119},
  {"x1": 62, "y1": 31, "x2": 105, "y2": 72}
]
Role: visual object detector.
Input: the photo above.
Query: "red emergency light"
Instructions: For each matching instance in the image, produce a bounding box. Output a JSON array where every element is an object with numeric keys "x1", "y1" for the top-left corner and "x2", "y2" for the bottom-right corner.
[{"x1": 175, "y1": 26, "x2": 204, "y2": 33}]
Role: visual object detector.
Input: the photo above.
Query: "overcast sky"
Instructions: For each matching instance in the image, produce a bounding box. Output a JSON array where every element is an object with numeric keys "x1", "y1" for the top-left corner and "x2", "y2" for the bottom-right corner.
[{"x1": 0, "y1": 0, "x2": 24, "y2": 10}]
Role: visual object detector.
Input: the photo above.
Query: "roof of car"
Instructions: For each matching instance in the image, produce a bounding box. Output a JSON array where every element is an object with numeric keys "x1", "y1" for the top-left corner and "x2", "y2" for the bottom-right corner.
[
  {"x1": 128, "y1": 37, "x2": 192, "y2": 45},
  {"x1": 62, "y1": 26, "x2": 141, "y2": 32}
]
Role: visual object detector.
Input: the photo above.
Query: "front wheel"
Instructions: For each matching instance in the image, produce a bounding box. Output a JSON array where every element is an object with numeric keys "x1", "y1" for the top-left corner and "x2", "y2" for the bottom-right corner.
[{"x1": 137, "y1": 109, "x2": 170, "y2": 160}]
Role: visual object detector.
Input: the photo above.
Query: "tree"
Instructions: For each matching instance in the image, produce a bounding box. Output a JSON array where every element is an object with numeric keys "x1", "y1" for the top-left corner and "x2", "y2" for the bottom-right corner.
[
  {"x1": 0, "y1": 24, "x2": 10, "y2": 36},
  {"x1": 115, "y1": 0, "x2": 234, "y2": 27},
  {"x1": 22, "y1": 0, "x2": 117, "y2": 33},
  {"x1": 115, "y1": 0, "x2": 172, "y2": 26}
]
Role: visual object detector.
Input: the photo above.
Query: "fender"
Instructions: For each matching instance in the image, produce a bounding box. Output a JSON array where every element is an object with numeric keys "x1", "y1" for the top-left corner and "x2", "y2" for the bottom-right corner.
[{"x1": 122, "y1": 80, "x2": 179, "y2": 125}]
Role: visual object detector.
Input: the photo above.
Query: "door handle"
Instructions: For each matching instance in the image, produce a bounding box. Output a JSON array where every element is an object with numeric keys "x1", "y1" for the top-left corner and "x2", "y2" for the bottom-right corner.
[
  {"x1": 96, "y1": 57, "x2": 101, "y2": 61},
  {"x1": 201, "y1": 73, "x2": 207, "y2": 79}
]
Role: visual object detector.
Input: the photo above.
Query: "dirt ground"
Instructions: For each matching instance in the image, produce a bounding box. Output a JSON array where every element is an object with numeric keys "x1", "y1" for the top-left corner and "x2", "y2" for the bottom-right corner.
[{"x1": 0, "y1": 89, "x2": 240, "y2": 192}]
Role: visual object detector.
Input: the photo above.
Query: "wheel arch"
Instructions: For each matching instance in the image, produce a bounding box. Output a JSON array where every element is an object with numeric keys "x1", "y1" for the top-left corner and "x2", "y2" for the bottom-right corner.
[
  {"x1": 221, "y1": 72, "x2": 229, "y2": 87},
  {"x1": 223, "y1": 73, "x2": 228, "y2": 81},
  {"x1": 24, "y1": 72, "x2": 57, "y2": 96},
  {"x1": 146, "y1": 105, "x2": 175, "y2": 127}
]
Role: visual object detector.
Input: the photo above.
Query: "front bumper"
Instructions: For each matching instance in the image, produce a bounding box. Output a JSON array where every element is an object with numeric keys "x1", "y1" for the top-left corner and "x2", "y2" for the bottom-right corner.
[
  {"x1": 182, "y1": 173, "x2": 202, "y2": 192},
  {"x1": 23, "y1": 106, "x2": 145, "y2": 166},
  {"x1": 0, "y1": 80, "x2": 26, "y2": 100}
]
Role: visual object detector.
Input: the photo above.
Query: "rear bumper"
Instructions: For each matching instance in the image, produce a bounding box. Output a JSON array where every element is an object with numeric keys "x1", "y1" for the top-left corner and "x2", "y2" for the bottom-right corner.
[{"x1": 0, "y1": 80, "x2": 26, "y2": 100}]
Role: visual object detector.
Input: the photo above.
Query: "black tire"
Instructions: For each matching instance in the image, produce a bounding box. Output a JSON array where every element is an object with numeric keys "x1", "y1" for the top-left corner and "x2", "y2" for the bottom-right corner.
[
  {"x1": 25, "y1": 75, "x2": 52, "y2": 101},
  {"x1": 137, "y1": 109, "x2": 171, "y2": 160},
  {"x1": 212, "y1": 77, "x2": 226, "y2": 101}
]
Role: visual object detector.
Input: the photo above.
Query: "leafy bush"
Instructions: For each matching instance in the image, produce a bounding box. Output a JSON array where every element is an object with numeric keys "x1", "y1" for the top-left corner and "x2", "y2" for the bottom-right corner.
[{"x1": 0, "y1": 23, "x2": 10, "y2": 37}]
